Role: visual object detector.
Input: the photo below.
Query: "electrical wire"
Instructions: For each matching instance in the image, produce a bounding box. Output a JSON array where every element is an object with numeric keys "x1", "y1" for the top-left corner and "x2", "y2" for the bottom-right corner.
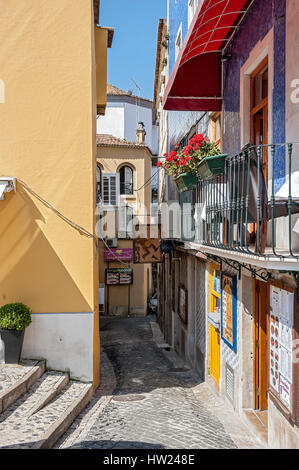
[
  {"x1": 134, "y1": 169, "x2": 160, "y2": 192},
  {"x1": 14, "y1": 177, "x2": 138, "y2": 266}
]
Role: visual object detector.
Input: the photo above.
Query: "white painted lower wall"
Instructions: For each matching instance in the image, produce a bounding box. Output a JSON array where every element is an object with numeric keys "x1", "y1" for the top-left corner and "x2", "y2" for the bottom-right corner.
[
  {"x1": 268, "y1": 399, "x2": 299, "y2": 449},
  {"x1": 22, "y1": 312, "x2": 94, "y2": 383}
]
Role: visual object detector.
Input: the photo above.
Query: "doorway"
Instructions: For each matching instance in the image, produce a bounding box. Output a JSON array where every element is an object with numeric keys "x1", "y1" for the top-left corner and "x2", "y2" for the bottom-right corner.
[
  {"x1": 249, "y1": 57, "x2": 269, "y2": 249},
  {"x1": 253, "y1": 279, "x2": 268, "y2": 410},
  {"x1": 209, "y1": 263, "x2": 221, "y2": 386}
]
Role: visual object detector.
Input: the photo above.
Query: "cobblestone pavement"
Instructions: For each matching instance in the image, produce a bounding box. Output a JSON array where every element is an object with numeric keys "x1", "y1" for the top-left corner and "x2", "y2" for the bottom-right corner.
[
  {"x1": 0, "y1": 360, "x2": 38, "y2": 394},
  {"x1": 59, "y1": 316, "x2": 263, "y2": 450}
]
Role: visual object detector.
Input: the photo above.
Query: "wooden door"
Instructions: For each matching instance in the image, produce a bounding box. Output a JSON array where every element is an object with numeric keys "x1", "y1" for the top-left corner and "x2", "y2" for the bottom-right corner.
[{"x1": 254, "y1": 279, "x2": 268, "y2": 410}]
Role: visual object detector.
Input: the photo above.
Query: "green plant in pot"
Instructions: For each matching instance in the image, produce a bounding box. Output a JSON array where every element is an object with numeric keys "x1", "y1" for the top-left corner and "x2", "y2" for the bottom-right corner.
[
  {"x1": 0, "y1": 303, "x2": 32, "y2": 364},
  {"x1": 157, "y1": 134, "x2": 226, "y2": 192}
]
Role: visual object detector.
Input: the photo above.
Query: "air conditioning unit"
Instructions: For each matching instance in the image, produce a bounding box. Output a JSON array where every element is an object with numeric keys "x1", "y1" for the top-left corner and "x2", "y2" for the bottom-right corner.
[{"x1": 106, "y1": 238, "x2": 118, "y2": 248}]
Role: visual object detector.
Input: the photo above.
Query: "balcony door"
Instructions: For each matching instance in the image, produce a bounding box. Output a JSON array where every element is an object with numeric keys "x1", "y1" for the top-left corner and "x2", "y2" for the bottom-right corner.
[
  {"x1": 250, "y1": 58, "x2": 268, "y2": 249},
  {"x1": 250, "y1": 57, "x2": 268, "y2": 178}
]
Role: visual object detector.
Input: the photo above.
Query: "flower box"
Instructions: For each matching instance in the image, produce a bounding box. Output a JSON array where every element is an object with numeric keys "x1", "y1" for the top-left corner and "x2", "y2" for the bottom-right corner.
[
  {"x1": 174, "y1": 172, "x2": 197, "y2": 193},
  {"x1": 197, "y1": 154, "x2": 227, "y2": 180}
]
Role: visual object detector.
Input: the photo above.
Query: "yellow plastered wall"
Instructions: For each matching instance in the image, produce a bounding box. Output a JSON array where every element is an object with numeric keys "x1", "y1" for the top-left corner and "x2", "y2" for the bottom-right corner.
[
  {"x1": 97, "y1": 145, "x2": 153, "y2": 315},
  {"x1": 95, "y1": 27, "x2": 108, "y2": 115},
  {"x1": 97, "y1": 145, "x2": 152, "y2": 215},
  {"x1": 99, "y1": 240, "x2": 151, "y2": 316},
  {"x1": 0, "y1": 0, "x2": 101, "y2": 386}
]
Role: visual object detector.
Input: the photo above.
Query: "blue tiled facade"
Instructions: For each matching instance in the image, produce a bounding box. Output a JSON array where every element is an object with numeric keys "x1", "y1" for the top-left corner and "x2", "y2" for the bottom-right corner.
[
  {"x1": 168, "y1": 0, "x2": 206, "y2": 150},
  {"x1": 223, "y1": 0, "x2": 286, "y2": 190},
  {"x1": 167, "y1": 0, "x2": 286, "y2": 189}
]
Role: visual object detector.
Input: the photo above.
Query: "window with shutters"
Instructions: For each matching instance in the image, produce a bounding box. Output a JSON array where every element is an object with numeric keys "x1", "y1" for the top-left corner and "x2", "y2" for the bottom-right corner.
[{"x1": 102, "y1": 173, "x2": 120, "y2": 208}]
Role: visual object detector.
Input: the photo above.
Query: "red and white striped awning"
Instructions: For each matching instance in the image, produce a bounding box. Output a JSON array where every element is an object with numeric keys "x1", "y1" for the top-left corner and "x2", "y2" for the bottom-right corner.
[{"x1": 163, "y1": 0, "x2": 254, "y2": 111}]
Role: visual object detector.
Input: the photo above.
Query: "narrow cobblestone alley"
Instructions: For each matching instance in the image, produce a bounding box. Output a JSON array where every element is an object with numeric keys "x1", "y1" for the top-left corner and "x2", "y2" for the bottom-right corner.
[{"x1": 57, "y1": 317, "x2": 264, "y2": 450}]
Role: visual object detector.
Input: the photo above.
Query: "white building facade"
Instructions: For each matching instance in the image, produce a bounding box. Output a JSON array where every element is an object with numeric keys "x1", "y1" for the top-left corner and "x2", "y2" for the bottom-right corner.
[{"x1": 97, "y1": 85, "x2": 158, "y2": 155}]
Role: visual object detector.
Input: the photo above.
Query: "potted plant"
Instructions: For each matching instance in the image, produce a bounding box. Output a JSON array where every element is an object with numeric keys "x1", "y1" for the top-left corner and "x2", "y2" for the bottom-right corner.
[
  {"x1": 0, "y1": 303, "x2": 32, "y2": 364},
  {"x1": 157, "y1": 134, "x2": 227, "y2": 192}
]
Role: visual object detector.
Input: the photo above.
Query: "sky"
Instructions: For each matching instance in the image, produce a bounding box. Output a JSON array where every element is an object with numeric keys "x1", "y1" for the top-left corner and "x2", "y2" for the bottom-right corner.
[{"x1": 100, "y1": 0, "x2": 167, "y2": 101}]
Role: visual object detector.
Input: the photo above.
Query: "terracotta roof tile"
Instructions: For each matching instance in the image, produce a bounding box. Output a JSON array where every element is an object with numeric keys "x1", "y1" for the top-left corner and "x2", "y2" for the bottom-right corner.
[
  {"x1": 107, "y1": 84, "x2": 153, "y2": 105},
  {"x1": 96, "y1": 134, "x2": 153, "y2": 155},
  {"x1": 107, "y1": 84, "x2": 130, "y2": 96}
]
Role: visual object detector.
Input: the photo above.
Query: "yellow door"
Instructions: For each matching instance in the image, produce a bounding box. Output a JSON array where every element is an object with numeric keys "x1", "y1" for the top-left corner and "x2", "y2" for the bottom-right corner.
[
  {"x1": 209, "y1": 263, "x2": 221, "y2": 386},
  {"x1": 210, "y1": 324, "x2": 220, "y2": 385}
]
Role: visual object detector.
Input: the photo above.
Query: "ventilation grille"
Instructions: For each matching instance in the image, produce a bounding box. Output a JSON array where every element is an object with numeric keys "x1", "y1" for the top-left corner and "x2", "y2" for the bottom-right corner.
[{"x1": 226, "y1": 362, "x2": 235, "y2": 405}]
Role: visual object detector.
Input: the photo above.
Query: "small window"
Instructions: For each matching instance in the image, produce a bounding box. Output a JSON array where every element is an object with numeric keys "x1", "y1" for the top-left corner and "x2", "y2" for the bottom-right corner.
[
  {"x1": 96, "y1": 165, "x2": 102, "y2": 204},
  {"x1": 211, "y1": 112, "x2": 222, "y2": 149},
  {"x1": 188, "y1": 0, "x2": 198, "y2": 28},
  {"x1": 175, "y1": 24, "x2": 182, "y2": 61},
  {"x1": 119, "y1": 166, "x2": 134, "y2": 195}
]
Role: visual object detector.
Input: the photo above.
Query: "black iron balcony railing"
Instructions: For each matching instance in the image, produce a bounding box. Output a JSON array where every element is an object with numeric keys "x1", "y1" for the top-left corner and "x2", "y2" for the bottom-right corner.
[{"x1": 183, "y1": 143, "x2": 299, "y2": 259}]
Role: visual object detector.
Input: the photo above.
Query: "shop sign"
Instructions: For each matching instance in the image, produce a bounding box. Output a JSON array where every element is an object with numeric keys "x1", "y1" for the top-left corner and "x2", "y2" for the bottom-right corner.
[
  {"x1": 221, "y1": 274, "x2": 237, "y2": 352},
  {"x1": 105, "y1": 268, "x2": 133, "y2": 286},
  {"x1": 104, "y1": 248, "x2": 134, "y2": 262},
  {"x1": 133, "y1": 238, "x2": 163, "y2": 264}
]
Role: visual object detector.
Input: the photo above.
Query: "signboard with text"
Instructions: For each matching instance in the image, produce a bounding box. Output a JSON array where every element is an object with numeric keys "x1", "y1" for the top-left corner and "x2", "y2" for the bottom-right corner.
[
  {"x1": 105, "y1": 268, "x2": 133, "y2": 286},
  {"x1": 104, "y1": 248, "x2": 134, "y2": 262},
  {"x1": 221, "y1": 274, "x2": 237, "y2": 352}
]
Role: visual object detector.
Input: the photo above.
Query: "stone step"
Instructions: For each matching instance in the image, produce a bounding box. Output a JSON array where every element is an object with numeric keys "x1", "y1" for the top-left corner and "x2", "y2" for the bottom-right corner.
[
  {"x1": 0, "y1": 360, "x2": 46, "y2": 414},
  {"x1": 0, "y1": 377, "x2": 93, "y2": 449}
]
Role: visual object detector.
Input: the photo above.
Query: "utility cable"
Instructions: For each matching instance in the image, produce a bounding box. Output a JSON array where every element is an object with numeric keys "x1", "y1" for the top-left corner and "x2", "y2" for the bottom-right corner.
[{"x1": 14, "y1": 177, "x2": 136, "y2": 266}]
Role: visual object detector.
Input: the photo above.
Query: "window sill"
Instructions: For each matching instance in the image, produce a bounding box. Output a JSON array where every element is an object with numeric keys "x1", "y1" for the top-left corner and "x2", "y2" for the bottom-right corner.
[{"x1": 120, "y1": 195, "x2": 136, "y2": 201}]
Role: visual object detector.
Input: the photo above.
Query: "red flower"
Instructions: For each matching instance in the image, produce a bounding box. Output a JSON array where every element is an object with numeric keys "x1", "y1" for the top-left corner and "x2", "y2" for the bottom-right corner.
[
  {"x1": 192, "y1": 134, "x2": 204, "y2": 144},
  {"x1": 193, "y1": 143, "x2": 201, "y2": 151},
  {"x1": 157, "y1": 161, "x2": 163, "y2": 167},
  {"x1": 163, "y1": 153, "x2": 168, "y2": 157},
  {"x1": 184, "y1": 145, "x2": 193, "y2": 156}
]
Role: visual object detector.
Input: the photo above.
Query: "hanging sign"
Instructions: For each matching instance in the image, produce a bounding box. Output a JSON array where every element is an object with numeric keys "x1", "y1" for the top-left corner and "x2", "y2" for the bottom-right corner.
[
  {"x1": 105, "y1": 268, "x2": 133, "y2": 286},
  {"x1": 104, "y1": 248, "x2": 134, "y2": 262},
  {"x1": 221, "y1": 274, "x2": 237, "y2": 351},
  {"x1": 269, "y1": 285, "x2": 294, "y2": 410},
  {"x1": 133, "y1": 238, "x2": 163, "y2": 264}
]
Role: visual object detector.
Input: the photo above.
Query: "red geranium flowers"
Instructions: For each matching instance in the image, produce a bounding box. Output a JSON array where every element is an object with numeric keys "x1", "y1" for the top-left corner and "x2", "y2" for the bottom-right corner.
[{"x1": 157, "y1": 134, "x2": 221, "y2": 177}]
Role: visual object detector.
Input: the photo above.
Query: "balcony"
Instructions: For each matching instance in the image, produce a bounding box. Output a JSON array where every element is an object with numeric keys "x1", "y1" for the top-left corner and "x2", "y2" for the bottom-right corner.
[{"x1": 180, "y1": 143, "x2": 299, "y2": 269}]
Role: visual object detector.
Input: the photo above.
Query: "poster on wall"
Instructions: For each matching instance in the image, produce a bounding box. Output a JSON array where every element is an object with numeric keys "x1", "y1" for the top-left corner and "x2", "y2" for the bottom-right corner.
[
  {"x1": 178, "y1": 285, "x2": 188, "y2": 325},
  {"x1": 269, "y1": 285, "x2": 294, "y2": 410},
  {"x1": 221, "y1": 274, "x2": 237, "y2": 352},
  {"x1": 105, "y1": 268, "x2": 133, "y2": 286}
]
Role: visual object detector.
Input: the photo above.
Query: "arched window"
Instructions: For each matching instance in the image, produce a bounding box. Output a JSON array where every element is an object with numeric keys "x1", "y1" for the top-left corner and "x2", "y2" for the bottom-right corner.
[
  {"x1": 96, "y1": 165, "x2": 102, "y2": 203},
  {"x1": 119, "y1": 165, "x2": 133, "y2": 195}
]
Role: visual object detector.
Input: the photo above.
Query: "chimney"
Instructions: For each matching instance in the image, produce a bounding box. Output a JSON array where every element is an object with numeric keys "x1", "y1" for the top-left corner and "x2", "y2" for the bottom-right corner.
[{"x1": 136, "y1": 122, "x2": 146, "y2": 144}]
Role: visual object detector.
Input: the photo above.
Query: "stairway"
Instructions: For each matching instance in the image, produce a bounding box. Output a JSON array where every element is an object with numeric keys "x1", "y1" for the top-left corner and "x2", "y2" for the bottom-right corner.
[{"x1": 0, "y1": 360, "x2": 92, "y2": 449}]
